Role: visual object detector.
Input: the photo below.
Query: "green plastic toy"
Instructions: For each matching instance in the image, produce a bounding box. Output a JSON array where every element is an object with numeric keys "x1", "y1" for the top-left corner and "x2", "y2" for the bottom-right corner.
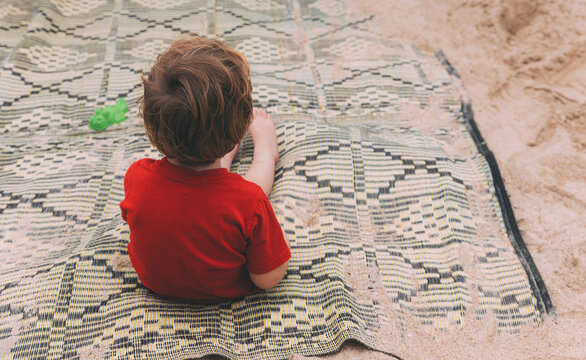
[{"x1": 89, "y1": 98, "x2": 129, "y2": 131}]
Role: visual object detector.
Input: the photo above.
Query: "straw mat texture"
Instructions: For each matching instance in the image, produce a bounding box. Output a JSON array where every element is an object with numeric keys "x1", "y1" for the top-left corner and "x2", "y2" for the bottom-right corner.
[{"x1": 0, "y1": 0, "x2": 550, "y2": 359}]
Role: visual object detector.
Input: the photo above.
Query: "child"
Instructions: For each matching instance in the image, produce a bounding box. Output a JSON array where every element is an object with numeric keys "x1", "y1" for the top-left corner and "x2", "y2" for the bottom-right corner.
[{"x1": 120, "y1": 37, "x2": 291, "y2": 303}]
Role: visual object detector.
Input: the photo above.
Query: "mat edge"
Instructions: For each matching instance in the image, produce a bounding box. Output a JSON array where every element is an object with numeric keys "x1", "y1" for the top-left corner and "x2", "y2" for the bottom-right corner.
[{"x1": 435, "y1": 50, "x2": 555, "y2": 317}]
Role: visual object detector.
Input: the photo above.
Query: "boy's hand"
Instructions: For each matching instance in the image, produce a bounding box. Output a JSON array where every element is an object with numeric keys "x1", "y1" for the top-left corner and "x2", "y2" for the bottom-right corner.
[
  {"x1": 243, "y1": 109, "x2": 279, "y2": 196},
  {"x1": 249, "y1": 109, "x2": 279, "y2": 164}
]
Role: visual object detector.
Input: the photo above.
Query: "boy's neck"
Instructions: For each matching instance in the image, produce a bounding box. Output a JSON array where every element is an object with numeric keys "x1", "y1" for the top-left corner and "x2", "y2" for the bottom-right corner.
[{"x1": 167, "y1": 157, "x2": 223, "y2": 171}]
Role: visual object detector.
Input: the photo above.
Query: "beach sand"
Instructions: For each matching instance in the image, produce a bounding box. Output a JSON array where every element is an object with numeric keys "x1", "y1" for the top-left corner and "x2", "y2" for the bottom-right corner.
[{"x1": 292, "y1": 0, "x2": 586, "y2": 359}]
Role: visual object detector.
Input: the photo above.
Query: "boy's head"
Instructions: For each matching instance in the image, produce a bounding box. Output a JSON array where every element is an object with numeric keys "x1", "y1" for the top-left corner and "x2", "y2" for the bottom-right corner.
[{"x1": 140, "y1": 37, "x2": 253, "y2": 165}]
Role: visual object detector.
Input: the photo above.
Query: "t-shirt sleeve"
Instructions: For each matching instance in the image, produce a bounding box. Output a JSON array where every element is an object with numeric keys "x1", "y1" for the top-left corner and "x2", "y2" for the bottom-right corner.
[
  {"x1": 120, "y1": 161, "x2": 138, "y2": 222},
  {"x1": 246, "y1": 197, "x2": 291, "y2": 275}
]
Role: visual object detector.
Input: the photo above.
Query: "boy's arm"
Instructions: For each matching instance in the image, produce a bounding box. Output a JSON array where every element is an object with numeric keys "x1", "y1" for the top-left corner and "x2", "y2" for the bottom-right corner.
[
  {"x1": 249, "y1": 260, "x2": 289, "y2": 290},
  {"x1": 248, "y1": 230, "x2": 290, "y2": 289},
  {"x1": 243, "y1": 109, "x2": 279, "y2": 197},
  {"x1": 243, "y1": 154, "x2": 276, "y2": 197},
  {"x1": 120, "y1": 161, "x2": 139, "y2": 222}
]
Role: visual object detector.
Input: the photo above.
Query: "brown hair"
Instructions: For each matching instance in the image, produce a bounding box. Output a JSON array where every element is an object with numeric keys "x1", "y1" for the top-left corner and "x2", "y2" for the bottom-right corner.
[{"x1": 140, "y1": 37, "x2": 253, "y2": 165}]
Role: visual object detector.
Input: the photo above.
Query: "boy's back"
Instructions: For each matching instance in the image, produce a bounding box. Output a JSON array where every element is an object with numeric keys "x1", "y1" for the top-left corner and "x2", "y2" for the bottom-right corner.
[{"x1": 121, "y1": 158, "x2": 289, "y2": 302}]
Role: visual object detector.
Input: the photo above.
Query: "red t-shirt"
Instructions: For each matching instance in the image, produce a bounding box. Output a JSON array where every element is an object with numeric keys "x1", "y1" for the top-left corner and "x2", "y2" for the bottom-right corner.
[{"x1": 120, "y1": 157, "x2": 290, "y2": 303}]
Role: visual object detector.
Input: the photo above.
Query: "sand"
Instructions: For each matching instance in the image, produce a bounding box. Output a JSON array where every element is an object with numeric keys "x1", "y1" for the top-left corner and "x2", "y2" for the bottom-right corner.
[{"x1": 294, "y1": 0, "x2": 586, "y2": 359}]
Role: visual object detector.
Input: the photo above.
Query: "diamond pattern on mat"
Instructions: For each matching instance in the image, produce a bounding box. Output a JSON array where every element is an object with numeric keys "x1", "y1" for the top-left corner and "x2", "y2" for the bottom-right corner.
[
  {"x1": 232, "y1": 0, "x2": 287, "y2": 12},
  {"x1": 0, "y1": 210, "x2": 82, "y2": 272},
  {"x1": 50, "y1": 0, "x2": 105, "y2": 16},
  {"x1": 0, "y1": 4, "x2": 28, "y2": 17},
  {"x1": 5, "y1": 152, "x2": 100, "y2": 179},
  {"x1": 309, "y1": 0, "x2": 346, "y2": 17},
  {"x1": 129, "y1": 0, "x2": 194, "y2": 10},
  {"x1": 346, "y1": 87, "x2": 400, "y2": 109},
  {"x1": 236, "y1": 37, "x2": 293, "y2": 63},
  {"x1": 253, "y1": 84, "x2": 290, "y2": 105},
  {"x1": 123, "y1": 39, "x2": 170, "y2": 60},
  {"x1": 0, "y1": 108, "x2": 65, "y2": 134},
  {"x1": 20, "y1": 45, "x2": 96, "y2": 72},
  {"x1": 325, "y1": 37, "x2": 383, "y2": 59}
]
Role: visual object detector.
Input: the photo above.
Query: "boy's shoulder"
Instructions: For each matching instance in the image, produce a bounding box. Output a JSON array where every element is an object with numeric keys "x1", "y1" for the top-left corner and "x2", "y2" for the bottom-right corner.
[
  {"x1": 132, "y1": 158, "x2": 156, "y2": 168},
  {"x1": 126, "y1": 158, "x2": 267, "y2": 199},
  {"x1": 124, "y1": 158, "x2": 155, "y2": 177},
  {"x1": 224, "y1": 172, "x2": 268, "y2": 199}
]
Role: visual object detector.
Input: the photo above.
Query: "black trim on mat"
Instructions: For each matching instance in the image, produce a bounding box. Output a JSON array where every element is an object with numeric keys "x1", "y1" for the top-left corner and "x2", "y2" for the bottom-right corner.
[{"x1": 435, "y1": 51, "x2": 555, "y2": 317}]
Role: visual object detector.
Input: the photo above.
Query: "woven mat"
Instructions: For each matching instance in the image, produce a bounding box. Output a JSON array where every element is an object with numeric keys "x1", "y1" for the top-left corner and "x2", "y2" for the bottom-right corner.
[{"x1": 0, "y1": 0, "x2": 551, "y2": 359}]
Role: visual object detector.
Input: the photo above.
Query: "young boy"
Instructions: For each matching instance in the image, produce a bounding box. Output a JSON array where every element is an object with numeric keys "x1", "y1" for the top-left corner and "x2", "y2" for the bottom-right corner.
[{"x1": 120, "y1": 37, "x2": 291, "y2": 303}]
